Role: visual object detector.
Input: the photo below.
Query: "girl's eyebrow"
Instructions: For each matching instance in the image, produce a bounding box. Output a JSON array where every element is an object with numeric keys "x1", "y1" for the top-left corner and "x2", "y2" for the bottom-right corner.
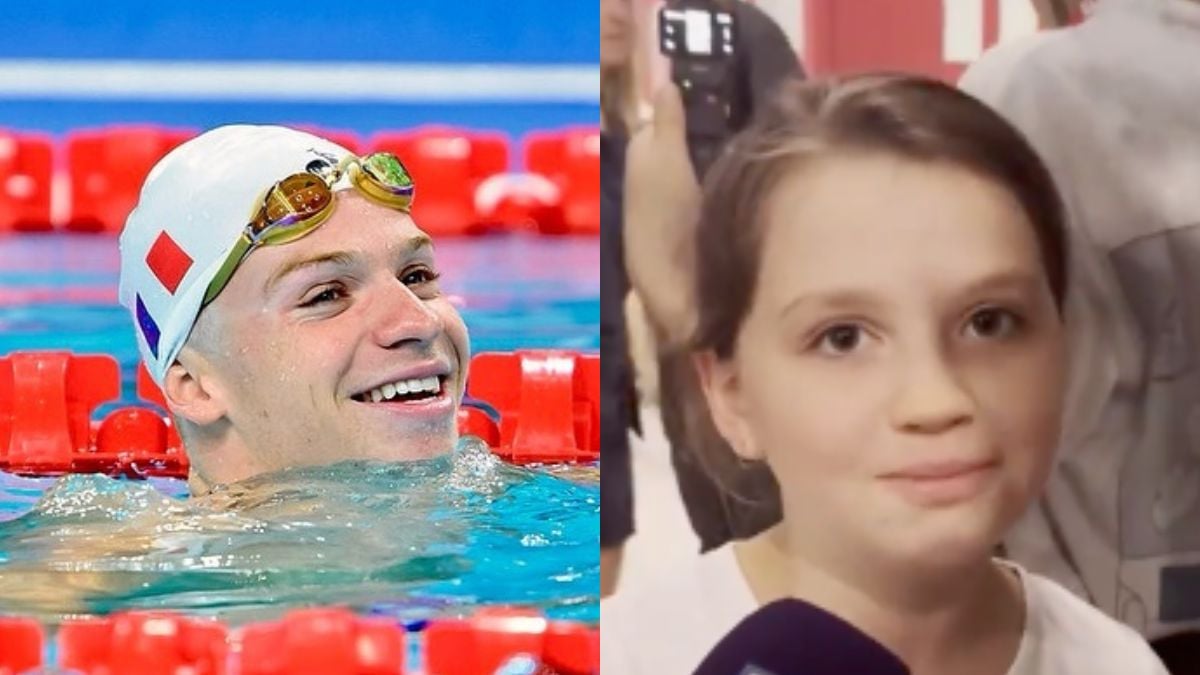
[
  {"x1": 777, "y1": 270, "x2": 1042, "y2": 322},
  {"x1": 952, "y1": 270, "x2": 1043, "y2": 300},
  {"x1": 778, "y1": 288, "x2": 885, "y2": 322}
]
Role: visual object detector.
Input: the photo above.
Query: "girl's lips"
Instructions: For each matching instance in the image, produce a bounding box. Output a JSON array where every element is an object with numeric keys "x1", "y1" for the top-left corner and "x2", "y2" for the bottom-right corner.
[
  {"x1": 879, "y1": 459, "x2": 1000, "y2": 507},
  {"x1": 881, "y1": 459, "x2": 998, "y2": 481}
]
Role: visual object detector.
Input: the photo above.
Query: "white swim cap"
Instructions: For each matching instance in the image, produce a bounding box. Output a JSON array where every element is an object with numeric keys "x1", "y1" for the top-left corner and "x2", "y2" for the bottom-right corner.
[{"x1": 118, "y1": 125, "x2": 354, "y2": 387}]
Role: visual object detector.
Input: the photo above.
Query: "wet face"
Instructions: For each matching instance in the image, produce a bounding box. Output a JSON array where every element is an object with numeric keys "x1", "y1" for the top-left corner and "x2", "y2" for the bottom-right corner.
[
  {"x1": 701, "y1": 153, "x2": 1065, "y2": 571},
  {"x1": 601, "y1": 0, "x2": 633, "y2": 69},
  {"x1": 199, "y1": 191, "x2": 470, "y2": 476}
]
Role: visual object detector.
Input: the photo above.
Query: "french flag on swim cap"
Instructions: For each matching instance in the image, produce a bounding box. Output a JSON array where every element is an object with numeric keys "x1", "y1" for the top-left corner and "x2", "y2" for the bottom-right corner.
[
  {"x1": 134, "y1": 294, "x2": 160, "y2": 359},
  {"x1": 693, "y1": 599, "x2": 910, "y2": 675},
  {"x1": 144, "y1": 231, "x2": 193, "y2": 295}
]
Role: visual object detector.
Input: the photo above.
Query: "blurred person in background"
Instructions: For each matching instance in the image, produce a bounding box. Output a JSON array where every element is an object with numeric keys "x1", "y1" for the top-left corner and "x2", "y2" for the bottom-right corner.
[
  {"x1": 959, "y1": 0, "x2": 1200, "y2": 669},
  {"x1": 600, "y1": 0, "x2": 640, "y2": 597},
  {"x1": 621, "y1": 0, "x2": 803, "y2": 556}
]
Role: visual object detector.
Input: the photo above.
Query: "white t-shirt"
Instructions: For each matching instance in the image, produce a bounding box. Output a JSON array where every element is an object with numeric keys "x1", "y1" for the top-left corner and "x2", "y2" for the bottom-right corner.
[{"x1": 600, "y1": 546, "x2": 1168, "y2": 674}]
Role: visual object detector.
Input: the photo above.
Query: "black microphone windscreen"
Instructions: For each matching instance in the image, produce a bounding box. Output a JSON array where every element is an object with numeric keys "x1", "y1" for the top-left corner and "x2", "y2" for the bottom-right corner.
[{"x1": 693, "y1": 598, "x2": 910, "y2": 675}]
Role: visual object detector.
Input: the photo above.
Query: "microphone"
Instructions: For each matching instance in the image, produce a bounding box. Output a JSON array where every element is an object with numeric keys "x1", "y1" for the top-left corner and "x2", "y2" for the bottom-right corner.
[{"x1": 693, "y1": 598, "x2": 910, "y2": 675}]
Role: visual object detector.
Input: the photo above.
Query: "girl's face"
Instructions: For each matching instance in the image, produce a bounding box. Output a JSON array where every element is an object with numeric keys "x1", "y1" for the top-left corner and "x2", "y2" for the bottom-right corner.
[
  {"x1": 600, "y1": 0, "x2": 633, "y2": 69},
  {"x1": 700, "y1": 153, "x2": 1066, "y2": 571}
]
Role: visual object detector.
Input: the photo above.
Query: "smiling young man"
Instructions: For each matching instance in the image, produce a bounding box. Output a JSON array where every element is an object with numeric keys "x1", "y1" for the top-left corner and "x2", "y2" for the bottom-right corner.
[{"x1": 119, "y1": 125, "x2": 470, "y2": 495}]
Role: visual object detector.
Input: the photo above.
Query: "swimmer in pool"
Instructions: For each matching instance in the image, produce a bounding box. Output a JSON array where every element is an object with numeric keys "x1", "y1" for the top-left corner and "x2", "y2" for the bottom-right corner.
[
  {"x1": 0, "y1": 128, "x2": 610, "y2": 622},
  {"x1": 118, "y1": 125, "x2": 471, "y2": 497}
]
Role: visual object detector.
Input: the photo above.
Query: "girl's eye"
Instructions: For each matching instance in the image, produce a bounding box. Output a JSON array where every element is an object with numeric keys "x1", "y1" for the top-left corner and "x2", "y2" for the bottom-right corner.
[
  {"x1": 402, "y1": 267, "x2": 442, "y2": 287},
  {"x1": 813, "y1": 323, "x2": 866, "y2": 355},
  {"x1": 300, "y1": 286, "x2": 345, "y2": 307},
  {"x1": 965, "y1": 307, "x2": 1022, "y2": 340}
]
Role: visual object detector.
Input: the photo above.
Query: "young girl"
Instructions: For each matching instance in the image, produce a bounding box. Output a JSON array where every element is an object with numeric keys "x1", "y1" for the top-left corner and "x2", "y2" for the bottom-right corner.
[{"x1": 600, "y1": 74, "x2": 1168, "y2": 674}]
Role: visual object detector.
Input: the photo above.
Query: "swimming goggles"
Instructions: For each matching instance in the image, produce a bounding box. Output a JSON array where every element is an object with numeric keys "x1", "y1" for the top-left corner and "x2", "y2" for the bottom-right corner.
[{"x1": 202, "y1": 152, "x2": 416, "y2": 306}]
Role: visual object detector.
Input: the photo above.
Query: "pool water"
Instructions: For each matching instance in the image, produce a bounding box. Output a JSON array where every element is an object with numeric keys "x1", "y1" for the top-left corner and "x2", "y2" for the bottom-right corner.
[
  {"x1": 0, "y1": 233, "x2": 599, "y2": 625},
  {"x1": 0, "y1": 439, "x2": 598, "y2": 625}
]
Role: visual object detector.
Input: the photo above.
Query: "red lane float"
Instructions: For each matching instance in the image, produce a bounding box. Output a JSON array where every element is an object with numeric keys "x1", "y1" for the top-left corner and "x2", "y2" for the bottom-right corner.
[
  {"x1": 544, "y1": 621, "x2": 601, "y2": 675},
  {"x1": 0, "y1": 349, "x2": 598, "y2": 476},
  {"x1": 0, "y1": 617, "x2": 41, "y2": 675},
  {"x1": 0, "y1": 351, "x2": 120, "y2": 473},
  {"x1": 522, "y1": 127, "x2": 600, "y2": 235},
  {"x1": 0, "y1": 608, "x2": 598, "y2": 674},
  {"x1": 65, "y1": 126, "x2": 196, "y2": 233},
  {"x1": 467, "y1": 351, "x2": 599, "y2": 464},
  {"x1": 59, "y1": 612, "x2": 228, "y2": 675},
  {"x1": 0, "y1": 129, "x2": 54, "y2": 232},
  {"x1": 456, "y1": 405, "x2": 501, "y2": 449},
  {"x1": 426, "y1": 607, "x2": 598, "y2": 675},
  {"x1": 473, "y1": 172, "x2": 563, "y2": 234},
  {"x1": 238, "y1": 608, "x2": 405, "y2": 675}
]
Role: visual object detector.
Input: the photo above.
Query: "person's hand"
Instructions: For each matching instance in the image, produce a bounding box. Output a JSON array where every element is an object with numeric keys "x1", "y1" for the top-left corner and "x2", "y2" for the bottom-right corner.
[{"x1": 622, "y1": 84, "x2": 702, "y2": 350}]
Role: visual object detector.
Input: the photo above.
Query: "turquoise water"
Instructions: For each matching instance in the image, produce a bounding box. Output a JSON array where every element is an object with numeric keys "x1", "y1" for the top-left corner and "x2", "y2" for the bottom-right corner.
[
  {"x1": 0, "y1": 439, "x2": 598, "y2": 625},
  {"x1": 0, "y1": 233, "x2": 599, "y2": 625}
]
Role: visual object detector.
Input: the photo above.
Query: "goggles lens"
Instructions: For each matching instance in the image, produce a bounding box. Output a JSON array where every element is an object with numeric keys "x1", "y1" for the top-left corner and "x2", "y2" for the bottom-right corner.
[
  {"x1": 354, "y1": 152, "x2": 416, "y2": 210},
  {"x1": 201, "y1": 152, "x2": 415, "y2": 306},
  {"x1": 251, "y1": 174, "x2": 336, "y2": 245}
]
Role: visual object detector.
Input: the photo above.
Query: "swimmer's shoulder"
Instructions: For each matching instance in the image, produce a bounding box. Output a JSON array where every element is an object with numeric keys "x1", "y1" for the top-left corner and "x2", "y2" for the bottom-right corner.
[{"x1": 1009, "y1": 563, "x2": 1169, "y2": 674}]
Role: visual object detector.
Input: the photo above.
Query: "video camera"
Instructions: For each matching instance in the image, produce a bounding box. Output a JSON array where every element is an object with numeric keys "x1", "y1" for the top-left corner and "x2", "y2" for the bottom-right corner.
[{"x1": 657, "y1": 0, "x2": 738, "y2": 179}]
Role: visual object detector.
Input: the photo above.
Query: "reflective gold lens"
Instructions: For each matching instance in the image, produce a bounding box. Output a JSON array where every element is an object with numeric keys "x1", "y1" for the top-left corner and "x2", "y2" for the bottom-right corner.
[
  {"x1": 353, "y1": 153, "x2": 415, "y2": 211},
  {"x1": 265, "y1": 174, "x2": 333, "y2": 223},
  {"x1": 243, "y1": 173, "x2": 335, "y2": 244},
  {"x1": 361, "y1": 153, "x2": 413, "y2": 190}
]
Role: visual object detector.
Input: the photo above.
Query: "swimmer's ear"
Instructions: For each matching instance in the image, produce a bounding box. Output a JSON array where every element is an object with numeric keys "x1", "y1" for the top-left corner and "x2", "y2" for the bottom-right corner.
[
  {"x1": 163, "y1": 349, "x2": 227, "y2": 426},
  {"x1": 693, "y1": 351, "x2": 765, "y2": 462}
]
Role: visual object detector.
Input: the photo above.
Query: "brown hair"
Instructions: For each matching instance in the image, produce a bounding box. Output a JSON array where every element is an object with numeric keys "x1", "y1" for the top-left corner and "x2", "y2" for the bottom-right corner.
[{"x1": 693, "y1": 73, "x2": 1068, "y2": 360}]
